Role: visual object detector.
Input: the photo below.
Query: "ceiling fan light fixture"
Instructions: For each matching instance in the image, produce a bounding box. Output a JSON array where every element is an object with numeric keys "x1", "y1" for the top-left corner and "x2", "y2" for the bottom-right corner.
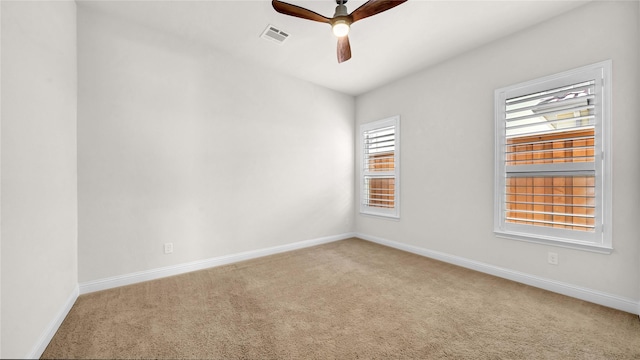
[
  {"x1": 332, "y1": 19, "x2": 350, "y2": 37},
  {"x1": 271, "y1": 0, "x2": 408, "y2": 62}
]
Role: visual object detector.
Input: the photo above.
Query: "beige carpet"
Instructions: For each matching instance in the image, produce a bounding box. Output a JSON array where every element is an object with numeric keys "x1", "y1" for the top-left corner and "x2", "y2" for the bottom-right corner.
[{"x1": 42, "y1": 238, "x2": 640, "y2": 359}]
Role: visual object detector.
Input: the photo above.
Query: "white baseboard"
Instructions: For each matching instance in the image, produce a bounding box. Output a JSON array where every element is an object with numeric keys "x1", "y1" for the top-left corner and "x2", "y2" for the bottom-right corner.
[
  {"x1": 28, "y1": 284, "x2": 79, "y2": 359},
  {"x1": 357, "y1": 233, "x2": 639, "y2": 315},
  {"x1": 80, "y1": 233, "x2": 356, "y2": 295}
]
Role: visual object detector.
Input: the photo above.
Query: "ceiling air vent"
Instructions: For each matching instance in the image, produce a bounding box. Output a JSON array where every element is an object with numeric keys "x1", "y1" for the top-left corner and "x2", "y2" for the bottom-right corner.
[{"x1": 261, "y1": 25, "x2": 290, "y2": 45}]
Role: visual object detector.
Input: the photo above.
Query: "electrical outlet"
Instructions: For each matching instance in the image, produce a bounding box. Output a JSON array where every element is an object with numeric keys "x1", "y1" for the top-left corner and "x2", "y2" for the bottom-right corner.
[
  {"x1": 164, "y1": 243, "x2": 173, "y2": 254},
  {"x1": 547, "y1": 252, "x2": 558, "y2": 265}
]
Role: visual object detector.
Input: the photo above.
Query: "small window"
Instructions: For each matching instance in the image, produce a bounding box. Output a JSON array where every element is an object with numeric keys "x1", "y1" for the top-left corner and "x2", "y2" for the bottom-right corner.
[
  {"x1": 494, "y1": 61, "x2": 612, "y2": 252},
  {"x1": 360, "y1": 116, "x2": 400, "y2": 218}
]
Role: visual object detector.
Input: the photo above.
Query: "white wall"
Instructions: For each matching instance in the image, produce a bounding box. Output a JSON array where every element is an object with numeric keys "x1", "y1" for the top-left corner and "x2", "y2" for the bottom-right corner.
[
  {"x1": 1, "y1": 1, "x2": 78, "y2": 358},
  {"x1": 356, "y1": 1, "x2": 640, "y2": 301},
  {"x1": 1, "y1": 4, "x2": 3, "y2": 356},
  {"x1": 77, "y1": 7, "x2": 355, "y2": 283}
]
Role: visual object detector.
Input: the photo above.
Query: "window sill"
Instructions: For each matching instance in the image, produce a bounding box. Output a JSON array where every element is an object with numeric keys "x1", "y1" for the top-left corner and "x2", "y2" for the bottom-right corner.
[
  {"x1": 495, "y1": 230, "x2": 612, "y2": 254},
  {"x1": 359, "y1": 211, "x2": 400, "y2": 221}
]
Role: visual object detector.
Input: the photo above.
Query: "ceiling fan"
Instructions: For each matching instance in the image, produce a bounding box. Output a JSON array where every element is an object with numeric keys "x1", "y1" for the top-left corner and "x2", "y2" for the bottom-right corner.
[{"x1": 272, "y1": 0, "x2": 408, "y2": 63}]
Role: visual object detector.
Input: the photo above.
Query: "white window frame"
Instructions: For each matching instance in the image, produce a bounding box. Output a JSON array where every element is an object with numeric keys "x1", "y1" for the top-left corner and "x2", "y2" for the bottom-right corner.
[
  {"x1": 360, "y1": 116, "x2": 400, "y2": 219},
  {"x1": 494, "y1": 61, "x2": 612, "y2": 253}
]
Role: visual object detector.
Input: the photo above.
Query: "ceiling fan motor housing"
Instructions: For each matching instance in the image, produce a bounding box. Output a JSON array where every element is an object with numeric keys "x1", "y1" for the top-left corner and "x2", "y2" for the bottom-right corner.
[{"x1": 333, "y1": 4, "x2": 349, "y2": 18}]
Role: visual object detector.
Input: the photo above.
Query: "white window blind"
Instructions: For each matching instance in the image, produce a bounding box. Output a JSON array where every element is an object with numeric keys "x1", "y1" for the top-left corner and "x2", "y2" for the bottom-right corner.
[
  {"x1": 360, "y1": 116, "x2": 400, "y2": 218},
  {"x1": 505, "y1": 81, "x2": 596, "y2": 231},
  {"x1": 495, "y1": 61, "x2": 612, "y2": 252}
]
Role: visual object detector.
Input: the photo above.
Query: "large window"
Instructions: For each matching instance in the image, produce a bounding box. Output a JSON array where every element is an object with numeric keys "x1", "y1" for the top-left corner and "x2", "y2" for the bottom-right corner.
[
  {"x1": 360, "y1": 116, "x2": 400, "y2": 218},
  {"x1": 494, "y1": 61, "x2": 612, "y2": 252}
]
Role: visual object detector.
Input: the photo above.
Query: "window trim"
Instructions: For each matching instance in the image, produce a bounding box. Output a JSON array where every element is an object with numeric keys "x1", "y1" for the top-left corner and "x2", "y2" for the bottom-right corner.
[
  {"x1": 494, "y1": 61, "x2": 612, "y2": 253},
  {"x1": 359, "y1": 116, "x2": 400, "y2": 219}
]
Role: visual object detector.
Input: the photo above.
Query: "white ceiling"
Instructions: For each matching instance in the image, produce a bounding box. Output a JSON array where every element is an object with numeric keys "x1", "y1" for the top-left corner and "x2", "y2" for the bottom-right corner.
[{"x1": 77, "y1": 0, "x2": 591, "y2": 96}]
